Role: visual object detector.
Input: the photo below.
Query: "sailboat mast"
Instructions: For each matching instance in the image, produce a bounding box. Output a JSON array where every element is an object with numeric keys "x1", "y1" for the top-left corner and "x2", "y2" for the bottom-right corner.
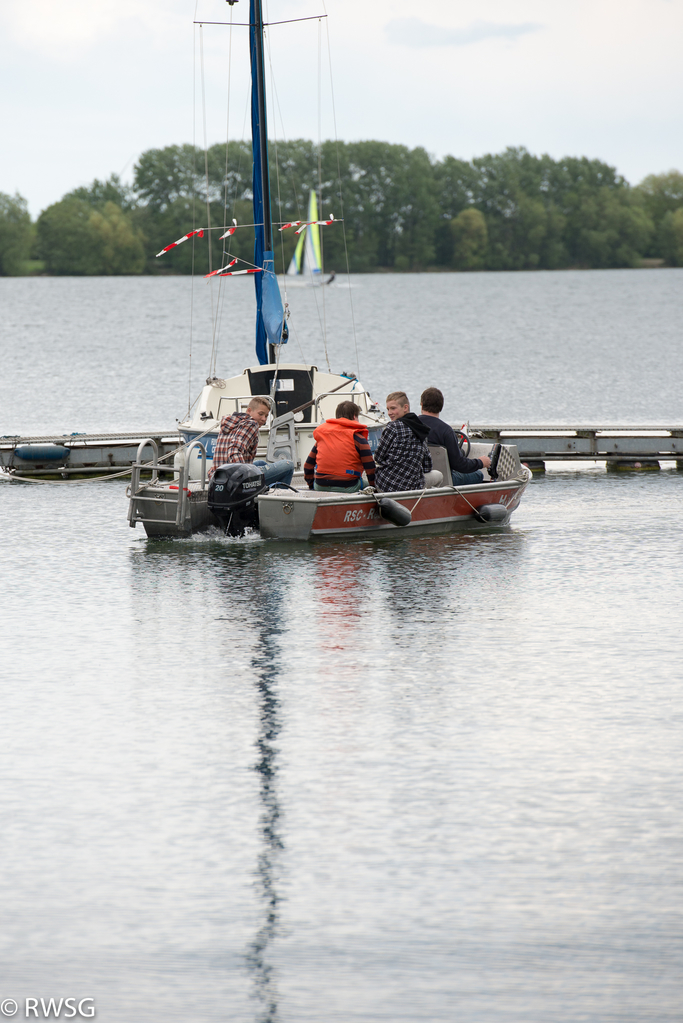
[
  {"x1": 250, "y1": 0, "x2": 287, "y2": 365},
  {"x1": 251, "y1": 0, "x2": 273, "y2": 255}
]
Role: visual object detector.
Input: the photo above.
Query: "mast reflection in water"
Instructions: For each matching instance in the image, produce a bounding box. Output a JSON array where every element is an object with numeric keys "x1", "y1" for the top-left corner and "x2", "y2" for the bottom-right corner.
[{"x1": 245, "y1": 592, "x2": 285, "y2": 1023}]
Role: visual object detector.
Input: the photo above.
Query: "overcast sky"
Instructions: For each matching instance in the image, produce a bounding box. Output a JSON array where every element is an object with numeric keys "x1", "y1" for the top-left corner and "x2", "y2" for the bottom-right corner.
[{"x1": 2, "y1": 0, "x2": 682, "y2": 217}]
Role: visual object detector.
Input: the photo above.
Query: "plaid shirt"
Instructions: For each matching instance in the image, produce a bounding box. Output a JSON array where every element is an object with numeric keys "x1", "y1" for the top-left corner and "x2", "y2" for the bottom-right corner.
[
  {"x1": 375, "y1": 418, "x2": 433, "y2": 492},
  {"x1": 210, "y1": 412, "x2": 260, "y2": 475}
]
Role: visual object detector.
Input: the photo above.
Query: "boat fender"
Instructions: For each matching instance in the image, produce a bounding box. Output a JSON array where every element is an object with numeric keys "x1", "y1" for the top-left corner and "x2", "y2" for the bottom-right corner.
[
  {"x1": 475, "y1": 503, "x2": 508, "y2": 523},
  {"x1": 14, "y1": 444, "x2": 70, "y2": 462},
  {"x1": 378, "y1": 497, "x2": 412, "y2": 527}
]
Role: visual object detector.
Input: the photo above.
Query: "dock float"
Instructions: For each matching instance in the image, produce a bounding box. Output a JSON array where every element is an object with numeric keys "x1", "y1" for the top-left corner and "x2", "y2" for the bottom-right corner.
[{"x1": 0, "y1": 431, "x2": 178, "y2": 476}]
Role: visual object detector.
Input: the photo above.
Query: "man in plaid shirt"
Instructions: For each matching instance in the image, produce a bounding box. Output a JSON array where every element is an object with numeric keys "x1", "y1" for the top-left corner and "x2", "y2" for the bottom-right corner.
[
  {"x1": 375, "y1": 391, "x2": 443, "y2": 492},
  {"x1": 210, "y1": 396, "x2": 294, "y2": 487}
]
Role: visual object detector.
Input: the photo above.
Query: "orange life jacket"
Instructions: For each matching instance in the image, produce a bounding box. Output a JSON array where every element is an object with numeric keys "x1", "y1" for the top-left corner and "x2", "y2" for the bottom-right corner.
[{"x1": 313, "y1": 418, "x2": 369, "y2": 478}]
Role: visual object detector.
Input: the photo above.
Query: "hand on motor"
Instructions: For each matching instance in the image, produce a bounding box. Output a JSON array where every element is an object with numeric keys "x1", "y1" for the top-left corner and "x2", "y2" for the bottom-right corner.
[{"x1": 480, "y1": 455, "x2": 492, "y2": 468}]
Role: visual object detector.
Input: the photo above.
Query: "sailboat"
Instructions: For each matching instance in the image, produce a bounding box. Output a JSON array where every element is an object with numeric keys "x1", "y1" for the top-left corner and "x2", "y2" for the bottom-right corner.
[
  {"x1": 127, "y1": 0, "x2": 384, "y2": 537},
  {"x1": 286, "y1": 190, "x2": 334, "y2": 285},
  {"x1": 126, "y1": 0, "x2": 531, "y2": 540}
]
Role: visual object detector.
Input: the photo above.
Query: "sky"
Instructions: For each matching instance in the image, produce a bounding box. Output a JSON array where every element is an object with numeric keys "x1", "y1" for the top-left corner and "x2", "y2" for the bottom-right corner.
[{"x1": 2, "y1": 0, "x2": 683, "y2": 218}]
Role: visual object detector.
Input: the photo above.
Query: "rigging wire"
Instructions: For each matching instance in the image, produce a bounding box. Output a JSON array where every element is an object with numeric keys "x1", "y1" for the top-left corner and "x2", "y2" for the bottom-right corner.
[
  {"x1": 262, "y1": 2, "x2": 316, "y2": 389},
  {"x1": 212, "y1": 1, "x2": 235, "y2": 379},
  {"x1": 323, "y1": 5, "x2": 360, "y2": 380},
  {"x1": 262, "y1": 22, "x2": 288, "y2": 378},
  {"x1": 199, "y1": 26, "x2": 220, "y2": 382},
  {"x1": 265, "y1": 66, "x2": 328, "y2": 371},
  {"x1": 214, "y1": 94, "x2": 252, "y2": 377},
  {"x1": 316, "y1": 17, "x2": 331, "y2": 373},
  {"x1": 187, "y1": 12, "x2": 200, "y2": 417}
]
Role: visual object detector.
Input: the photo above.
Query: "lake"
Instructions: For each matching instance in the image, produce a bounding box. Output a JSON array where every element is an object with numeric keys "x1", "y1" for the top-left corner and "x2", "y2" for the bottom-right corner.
[{"x1": 1, "y1": 270, "x2": 682, "y2": 1022}]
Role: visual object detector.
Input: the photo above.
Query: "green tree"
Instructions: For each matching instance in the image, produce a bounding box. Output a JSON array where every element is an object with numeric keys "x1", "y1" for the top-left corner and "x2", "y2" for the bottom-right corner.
[
  {"x1": 89, "y1": 202, "x2": 145, "y2": 274},
  {"x1": 36, "y1": 198, "x2": 101, "y2": 274},
  {"x1": 635, "y1": 171, "x2": 683, "y2": 225},
  {"x1": 450, "y1": 208, "x2": 488, "y2": 269},
  {"x1": 463, "y1": 148, "x2": 568, "y2": 269},
  {"x1": 134, "y1": 144, "x2": 203, "y2": 211},
  {"x1": 66, "y1": 174, "x2": 135, "y2": 211},
  {"x1": 568, "y1": 189, "x2": 653, "y2": 268},
  {"x1": 0, "y1": 192, "x2": 32, "y2": 275},
  {"x1": 324, "y1": 141, "x2": 438, "y2": 270},
  {"x1": 36, "y1": 197, "x2": 145, "y2": 275},
  {"x1": 658, "y1": 207, "x2": 683, "y2": 266},
  {"x1": 133, "y1": 141, "x2": 258, "y2": 272}
]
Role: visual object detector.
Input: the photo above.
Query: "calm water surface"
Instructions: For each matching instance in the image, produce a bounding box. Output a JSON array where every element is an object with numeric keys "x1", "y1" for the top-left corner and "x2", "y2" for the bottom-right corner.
[{"x1": 1, "y1": 272, "x2": 682, "y2": 1021}]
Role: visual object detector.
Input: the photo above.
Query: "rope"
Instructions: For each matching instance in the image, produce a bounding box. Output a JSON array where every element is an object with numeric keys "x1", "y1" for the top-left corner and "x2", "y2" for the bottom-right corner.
[
  {"x1": 1, "y1": 467, "x2": 135, "y2": 485},
  {"x1": 409, "y1": 488, "x2": 428, "y2": 514}
]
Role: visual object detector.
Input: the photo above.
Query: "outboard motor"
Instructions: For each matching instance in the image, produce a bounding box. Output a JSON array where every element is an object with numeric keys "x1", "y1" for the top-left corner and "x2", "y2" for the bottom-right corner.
[{"x1": 208, "y1": 463, "x2": 268, "y2": 536}]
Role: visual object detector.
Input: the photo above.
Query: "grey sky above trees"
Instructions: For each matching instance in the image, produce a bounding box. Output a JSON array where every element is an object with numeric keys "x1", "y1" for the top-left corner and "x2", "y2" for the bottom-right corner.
[{"x1": 1, "y1": 0, "x2": 682, "y2": 218}]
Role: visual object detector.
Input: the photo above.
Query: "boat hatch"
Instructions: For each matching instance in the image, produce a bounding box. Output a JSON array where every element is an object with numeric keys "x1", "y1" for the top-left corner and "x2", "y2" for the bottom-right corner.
[{"x1": 247, "y1": 368, "x2": 315, "y2": 422}]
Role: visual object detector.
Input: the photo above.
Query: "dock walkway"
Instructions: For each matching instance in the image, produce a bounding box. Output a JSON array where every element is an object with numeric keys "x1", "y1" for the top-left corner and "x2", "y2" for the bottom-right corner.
[
  {"x1": 2, "y1": 424, "x2": 683, "y2": 477},
  {"x1": 469, "y1": 424, "x2": 683, "y2": 469}
]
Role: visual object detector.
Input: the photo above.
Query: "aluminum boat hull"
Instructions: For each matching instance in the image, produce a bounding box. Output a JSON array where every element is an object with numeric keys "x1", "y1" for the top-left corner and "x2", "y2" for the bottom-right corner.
[{"x1": 257, "y1": 473, "x2": 531, "y2": 541}]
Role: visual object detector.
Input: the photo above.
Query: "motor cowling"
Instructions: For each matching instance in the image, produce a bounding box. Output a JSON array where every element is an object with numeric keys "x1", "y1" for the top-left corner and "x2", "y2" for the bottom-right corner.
[{"x1": 208, "y1": 463, "x2": 268, "y2": 535}]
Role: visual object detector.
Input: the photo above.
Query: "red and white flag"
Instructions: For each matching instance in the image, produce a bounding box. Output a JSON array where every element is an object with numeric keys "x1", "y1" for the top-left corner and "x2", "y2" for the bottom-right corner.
[
  {"x1": 276, "y1": 214, "x2": 335, "y2": 234},
  {"x1": 204, "y1": 259, "x2": 237, "y2": 279},
  {"x1": 219, "y1": 219, "x2": 238, "y2": 240},
  {"x1": 295, "y1": 217, "x2": 335, "y2": 235},
  {"x1": 218, "y1": 268, "x2": 262, "y2": 277},
  {"x1": 155, "y1": 229, "x2": 204, "y2": 257},
  {"x1": 279, "y1": 214, "x2": 336, "y2": 233}
]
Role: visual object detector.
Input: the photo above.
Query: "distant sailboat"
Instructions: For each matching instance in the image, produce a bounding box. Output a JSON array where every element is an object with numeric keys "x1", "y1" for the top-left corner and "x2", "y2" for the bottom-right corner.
[{"x1": 286, "y1": 190, "x2": 334, "y2": 284}]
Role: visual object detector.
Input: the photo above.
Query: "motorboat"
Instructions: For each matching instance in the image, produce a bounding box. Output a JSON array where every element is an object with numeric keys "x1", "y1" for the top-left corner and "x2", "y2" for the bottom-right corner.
[{"x1": 126, "y1": 1, "x2": 531, "y2": 540}]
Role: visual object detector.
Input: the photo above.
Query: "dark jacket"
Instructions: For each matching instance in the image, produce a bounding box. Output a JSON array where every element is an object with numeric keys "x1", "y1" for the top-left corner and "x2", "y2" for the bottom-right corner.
[
  {"x1": 418, "y1": 414, "x2": 483, "y2": 474},
  {"x1": 375, "y1": 417, "x2": 433, "y2": 492}
]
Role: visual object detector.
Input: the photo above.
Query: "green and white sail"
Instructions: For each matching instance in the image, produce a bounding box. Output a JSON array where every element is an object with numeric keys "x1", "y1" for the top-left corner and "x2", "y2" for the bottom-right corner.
[{"x1": 286, "y1": 190, "x2": 323, "y2": 278}]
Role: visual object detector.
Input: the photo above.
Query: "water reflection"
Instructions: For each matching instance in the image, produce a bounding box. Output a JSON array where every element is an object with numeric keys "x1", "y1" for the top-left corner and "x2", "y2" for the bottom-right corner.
[
  {"x1": 312, "y1": 547, "x2": 369, "y2": 654},
  {"x1": 126, "y1": 527, "x2": 531, "y2": 1021},
  {"x1": 244, "y1": 568, "x2": 286, "y2": 1023}
]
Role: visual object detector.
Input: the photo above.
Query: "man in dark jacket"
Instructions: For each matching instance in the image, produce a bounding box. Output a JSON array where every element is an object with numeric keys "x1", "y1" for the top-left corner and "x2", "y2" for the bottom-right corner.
[
  {"x1": 375, "y1": 391, "x2": 443, "y2": 492},
  {"x1": 418, "y1": 387, "x2": 491, "y2": 485}
]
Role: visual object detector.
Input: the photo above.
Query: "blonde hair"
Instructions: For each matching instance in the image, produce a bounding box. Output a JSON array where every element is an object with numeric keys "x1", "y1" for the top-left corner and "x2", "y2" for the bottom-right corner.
[
  {"x1": 386, "y1": 391, "x2": 409, "y2": 408},
  {"x1": 248, "y1": 396, "x2": 271, "y2": 412}
]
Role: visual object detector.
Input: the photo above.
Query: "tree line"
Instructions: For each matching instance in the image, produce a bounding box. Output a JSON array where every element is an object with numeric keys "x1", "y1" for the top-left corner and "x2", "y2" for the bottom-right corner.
[{"x1": 2, "y1": 141, "x2": 683, "y2": 276}]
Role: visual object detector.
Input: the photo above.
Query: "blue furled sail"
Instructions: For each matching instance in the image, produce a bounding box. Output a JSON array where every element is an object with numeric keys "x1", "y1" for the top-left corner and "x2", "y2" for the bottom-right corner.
[{"x1": 250, "y1": 0, "x2": 287, "y2": 364}]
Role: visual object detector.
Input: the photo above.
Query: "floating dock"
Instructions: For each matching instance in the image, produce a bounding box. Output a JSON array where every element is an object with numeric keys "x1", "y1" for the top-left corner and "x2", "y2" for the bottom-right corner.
[
  {"x1": 2, "y1": 425, "x2": 683, "y2": 478},
  {"x1": 0, "y1": 431, "x2": 178, "y2": 476},
  {"x1": 469, "y1": 424, "x2": 683, "y2": 470}
]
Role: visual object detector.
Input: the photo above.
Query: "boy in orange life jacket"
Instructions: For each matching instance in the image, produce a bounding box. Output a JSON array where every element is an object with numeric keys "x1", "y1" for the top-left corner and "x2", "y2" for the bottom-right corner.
[{"x1": 304, "y1": 401, "x2": 376, "y2": 492}]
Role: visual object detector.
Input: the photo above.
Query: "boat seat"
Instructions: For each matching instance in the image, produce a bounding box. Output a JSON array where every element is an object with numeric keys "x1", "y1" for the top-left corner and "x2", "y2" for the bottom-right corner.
[{"x1": 427, "y1": 445, "x2": 452, "y2": 486}]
